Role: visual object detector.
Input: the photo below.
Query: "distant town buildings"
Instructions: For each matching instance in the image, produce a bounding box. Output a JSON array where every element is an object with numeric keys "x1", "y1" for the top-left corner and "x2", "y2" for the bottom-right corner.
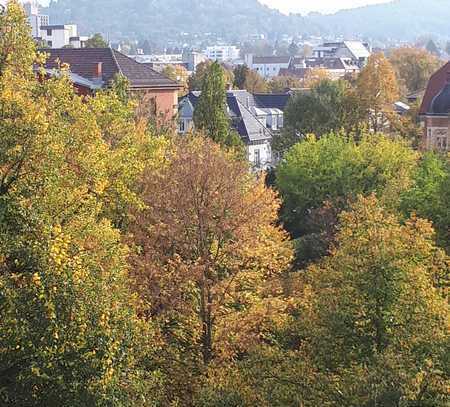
[
  {"x1": 205, "y1": 46, "x2": 240, "y2": 62},
  {"x1": 312, "y1": 41, "x2": 371, "y2": 67},
  {"x1": 244, "y1": 55, "x2": 291, "y2": 79},
  {"x1": 23, "y1": 0, "x2": 89, "y2": 48},
  {"x1": 420, "y1": 62, "x2": 450, "y2": 152}
]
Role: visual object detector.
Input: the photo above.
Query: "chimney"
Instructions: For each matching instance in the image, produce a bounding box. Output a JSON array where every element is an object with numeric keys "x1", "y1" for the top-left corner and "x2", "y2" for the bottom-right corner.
[{"x1": 94, "y1": 62, "x2": 103, "y2": 79}]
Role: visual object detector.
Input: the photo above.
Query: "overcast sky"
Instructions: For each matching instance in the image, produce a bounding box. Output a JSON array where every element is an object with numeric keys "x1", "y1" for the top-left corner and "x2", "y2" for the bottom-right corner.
[{"x1": 259, "y1": 0, "x2": 392, "y2": 14}]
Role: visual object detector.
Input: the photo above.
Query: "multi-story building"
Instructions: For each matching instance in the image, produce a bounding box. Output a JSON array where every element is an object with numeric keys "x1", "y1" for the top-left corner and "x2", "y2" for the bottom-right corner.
[
  {"x1": 179, "y1": 90, "x2": 292, "y2": 169},
  {"x1": 205, "y1": 46, "x2": 240, "y2": 62},
  {"x1": 23, "y1": 0, "x2": 49, "y2": 38},
  {"x1": 244, "y1": 54, "x2": 292, "y2": 79},
  {"x1": 420, "y1": 62, "x2": 450, "y2": 152}
]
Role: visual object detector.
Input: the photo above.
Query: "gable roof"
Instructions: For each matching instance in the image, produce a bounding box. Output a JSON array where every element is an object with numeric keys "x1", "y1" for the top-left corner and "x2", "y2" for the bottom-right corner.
[
  {"x1": 420, "y1": 62, "x2": 450, "y2": 115},
  {"x1": 41, "y1": 48, "x2": 180, "y2": 90},
  {"x1": 253, "y1": 56, "x2": 291, "y2": 65}
]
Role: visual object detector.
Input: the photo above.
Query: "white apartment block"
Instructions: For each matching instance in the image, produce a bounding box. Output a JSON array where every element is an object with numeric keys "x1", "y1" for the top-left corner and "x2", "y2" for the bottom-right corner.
[
  {"x1": 244, "y1": 54, "x2": 291, "y2": 79},
  {"x1": 205, "y1": 46, "x2": 240, "y2": 62},
  {"x1": 40, "y1": 24, "x2": 81, "y2": 49}
]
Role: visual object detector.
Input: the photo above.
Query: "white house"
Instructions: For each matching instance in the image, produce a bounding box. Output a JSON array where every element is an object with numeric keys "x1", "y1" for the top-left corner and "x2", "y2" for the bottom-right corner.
[
  {"x1": 205, "y1": 46, "x2": 240, "y2": 62},
  {"x1": 244, "y1": 54, "x2": 291, "y2": 78},
  {"x1": 23, "y1": 0, "x2": 49, "y2": 38}
]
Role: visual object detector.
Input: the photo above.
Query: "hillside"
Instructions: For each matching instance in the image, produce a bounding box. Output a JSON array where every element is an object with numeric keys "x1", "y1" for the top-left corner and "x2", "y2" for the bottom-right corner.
[
  {"x1": 44, "y1": 0, "x2": 319, "y2": 42},
  {"x1": 309, "y1": 0, "x2": 450, "y2": 41},
  {"x1": 45, "y1": 0, "x2": 450, "y2": 43}
]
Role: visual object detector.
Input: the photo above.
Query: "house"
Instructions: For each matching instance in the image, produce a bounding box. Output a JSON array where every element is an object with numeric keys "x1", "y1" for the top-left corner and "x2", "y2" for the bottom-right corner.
[
  {"x1": 178, "y1": 90, "x2": 292, "y2": 168},
  {"x1": 244, "y1": 55, "x2": 292, "y2": 78},
  {"x1": 313, "y1": 41, "x2": 371, "y2": 67},
  {"x1": 39, "y1": 24, "x2": 88, "y2": 49},
  {"x1": 42, "y1": 48, "x2": 181, "y2": 121},
  {"x1": 419, "y1": 62, "x2": 450, "y2": 152}
]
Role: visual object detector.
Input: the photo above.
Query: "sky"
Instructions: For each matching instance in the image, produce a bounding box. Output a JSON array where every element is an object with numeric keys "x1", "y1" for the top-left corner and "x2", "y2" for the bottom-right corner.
[{"x1": 259, "y1": 0, "x2": 392, "y2": 15}]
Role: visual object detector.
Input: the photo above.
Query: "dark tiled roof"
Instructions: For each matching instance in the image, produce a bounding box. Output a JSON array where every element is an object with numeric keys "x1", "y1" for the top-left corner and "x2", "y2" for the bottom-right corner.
[
  {"x1": 254, "y1": 93, "x2": 291, "y2": 110},
  {"x1": 253, "y1": 56, "x2": 291, "y2": 64},
  {"x1": 180, "y1": 89, "x2": 292, "y2": 142},
  {"x1": 41, "y1": 48, "x2": 179, "y2": 90},
  {"x1": 420, "y1": 62, "x2": 450, "y2": 115}
]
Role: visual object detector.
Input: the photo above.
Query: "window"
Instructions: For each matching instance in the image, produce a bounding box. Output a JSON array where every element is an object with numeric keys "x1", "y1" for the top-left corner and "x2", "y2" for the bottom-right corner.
[
  {"x1": 47, "y1": 40, "x2": 52, "y2": 47},
  {"x1": 254, "y1": 149, "x2": 261, "y2": 167},
  {"x1": 179, "y1": 120, "x2": 185, "y2": 133},
  {"x1": 46, "y1": 29, "x2": 52, "y2": 36}
]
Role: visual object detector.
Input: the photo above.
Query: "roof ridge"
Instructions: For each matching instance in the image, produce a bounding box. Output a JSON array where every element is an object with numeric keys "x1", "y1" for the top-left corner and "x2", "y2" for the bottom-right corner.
[{"x1": 110, "y1": 48, "x2": 124, "y2": 76}]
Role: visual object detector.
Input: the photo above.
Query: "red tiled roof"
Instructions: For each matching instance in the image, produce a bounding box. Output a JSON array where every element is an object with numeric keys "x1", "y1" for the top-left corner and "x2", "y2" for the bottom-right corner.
[
  {"x1": 41, "y1": 48, "x2": 180, "y2": 90},
  {"x1": 419, "y1": 61, "x2": 450, "y2": 115}
]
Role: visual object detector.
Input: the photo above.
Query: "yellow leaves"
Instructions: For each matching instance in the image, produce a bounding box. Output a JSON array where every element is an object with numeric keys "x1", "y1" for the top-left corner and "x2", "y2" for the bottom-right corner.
[{"x1": 31, "y1": 273, "x2": 41, "y2": 287}]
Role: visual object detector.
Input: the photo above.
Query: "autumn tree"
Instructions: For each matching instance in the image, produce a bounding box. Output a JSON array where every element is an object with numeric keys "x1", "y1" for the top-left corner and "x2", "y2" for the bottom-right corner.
[
  {"x1": 0, "y1": 3, "x2": 164, "y2": 404},
  {"x1": 295, "y1": 195, "x2": 449, "y2": 405},
  {"x1": 193, "y1": 61, "x2": 242, "y2": 148},
  {"x1": 356, "y1": 52, "x2": 400, "y2": 132},
  {"x1": 303, "y1": 67, "x2": 330, "y2": 88},
  {"x1": 268, "y1": 75, "x2": 302, "y2": 93},
  {"x1": 188, "y1": 60, "x2": 234, "y2": 91},
  {"x1": 244, "y1": 68, "x2": 268, "y2": 93},
  {"x1": 84, "y1": 33, "x2": 108, "y2": 48},
  {"x1": 129, "y1": 136, "x2": 293, "y2": 404},
  {"x1": 162, "y1": 64, "x2": 189, "y2": 95},
  {"x1": 389, "y1": 47, "x2": 442, "y2": 94}
]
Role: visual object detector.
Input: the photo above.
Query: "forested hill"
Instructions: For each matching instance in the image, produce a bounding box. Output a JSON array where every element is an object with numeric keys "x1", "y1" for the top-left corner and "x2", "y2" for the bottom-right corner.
[
  {"x1": 45, "y1": 0, "x2": 450, "y2": 43},
  {"x1": 309, "y1": 0, "x2": 450, "y2": 41},
  {"x1": 44, "y1": 0, "x2": 320, "y2": 42}
]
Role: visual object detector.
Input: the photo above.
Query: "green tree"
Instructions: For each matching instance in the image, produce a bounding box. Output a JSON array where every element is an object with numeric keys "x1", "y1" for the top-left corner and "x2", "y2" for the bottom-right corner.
[
  {"x1": 276, "y1": 133, "x2": 417, "y2": 264},
  {"x1": 274, "y1": 80, "x2": 364, "y2": 157},
  {"x1": 193, "y1": 61, "x2": 242, "y2": 148},
  {"x1": 400, "y1": 152, "x2": 450, "y2": 252},
  {"x1": 233, "y1": 64, "x2": 250, "y2": 89},
  {"x1": 84, "y1": 33, "x2": 108, "y2": 48}
]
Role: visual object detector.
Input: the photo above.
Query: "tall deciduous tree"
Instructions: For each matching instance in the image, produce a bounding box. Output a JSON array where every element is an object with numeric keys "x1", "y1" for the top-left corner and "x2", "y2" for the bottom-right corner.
[
  {"x1": 244, "y1": 69, "x2": 268, "y2": 93},
  {"x1": 357, "y1": 53, "x2": 400, "y2": 132},
  {"x1": 129, "y1": 136, "x2": 293, "y2": 403},
  {"x1": 389, "y1": 47, "x2": 442, "y2": 94}
]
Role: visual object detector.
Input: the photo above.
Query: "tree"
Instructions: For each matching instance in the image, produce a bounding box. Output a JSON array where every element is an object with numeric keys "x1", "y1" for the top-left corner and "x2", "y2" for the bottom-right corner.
[
  {"x1": 276, "y1": 133, "x2": 418, "y2": 263},
  {"x1": 303, "y1": 67, "x2": 330, "y2": 88},
  {"x1": 294, "y1": 195, "x2": 449, "y2": 405},
  {"x1": 0, "y1": 3, "x2": 164, "y2": 404},
  {"x1": 356, "y1": 53, "x2": 400, "y2": 132},
  {"x1": 275, "y1": 79, "x2": 364, "y2": 156},
  {"x1": 400, "y1": 152, "x2": 450, "y2": 252},
  {"x1": 193, "y1": 61, "x2": 242, "y2": 148},
  {"x1": 188, "y1": 60, "x2": 234, "y2": 91},
  {"x1": 389, "y1": 47, "x2": 442, "y2": 94},
  {"x1": 162, "y1": 64, "x2": 189, "y2": 95},
  {"x1": 84, "y1": 33, "x2": 108, "y2": 48},
  {"x1": 233, "y1": 64, "x2": 250, "y2": 89},
  {"x1": 244, "y1": 69, "x2": 268, "y2": 93},
  {"x1": 267, "y1": 76, "x2": 302, "y2": 93},
  {"x1": 129, "y1": 136, "x2": 293, "y2": 404}
]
